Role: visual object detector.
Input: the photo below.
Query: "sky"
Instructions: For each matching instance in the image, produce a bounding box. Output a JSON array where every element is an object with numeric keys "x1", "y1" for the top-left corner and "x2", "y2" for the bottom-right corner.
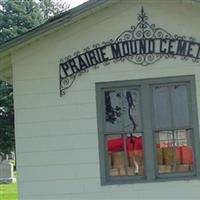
[{"x1": 63, "y1": 0, "x2": 89, "y2": 8}]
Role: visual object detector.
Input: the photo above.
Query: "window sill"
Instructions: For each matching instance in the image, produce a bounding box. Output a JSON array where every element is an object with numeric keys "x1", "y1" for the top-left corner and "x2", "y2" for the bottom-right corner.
[{"x1": 101, "y1": 173, "x2": 200, "y2": 186}]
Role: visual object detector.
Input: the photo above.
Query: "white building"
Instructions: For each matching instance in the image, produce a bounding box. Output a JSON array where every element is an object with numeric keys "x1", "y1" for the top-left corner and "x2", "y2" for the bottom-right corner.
[{"x1": 1, "y1": 0, "x2": 200, "y2": 199}]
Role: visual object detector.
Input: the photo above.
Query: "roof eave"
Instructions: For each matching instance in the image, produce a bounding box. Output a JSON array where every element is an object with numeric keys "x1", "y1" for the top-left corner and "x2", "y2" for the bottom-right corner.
[{"x1": 0, "y1": 0, "x2": 114, "y2": 56}]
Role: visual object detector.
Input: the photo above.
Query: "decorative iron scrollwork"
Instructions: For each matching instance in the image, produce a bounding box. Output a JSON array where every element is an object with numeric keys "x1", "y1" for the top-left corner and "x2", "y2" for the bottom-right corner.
[
  {"x1": 59, "y1": 7, "x2": 200, "y2": 96},
  {"x1": 116, "y1": 7, "x2": 173, "y2": 66},
  {"x1": 60, "y1": 74, "x2": 77, "y2": 96}
]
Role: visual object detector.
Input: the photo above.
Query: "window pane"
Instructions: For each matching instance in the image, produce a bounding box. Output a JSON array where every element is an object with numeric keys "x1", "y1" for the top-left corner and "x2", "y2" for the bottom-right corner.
[
  {"x1": 107, "y1": 134, "x2": 144, "y2": 177},
  {"x1": 107, "y1": 135, "x2": 126, "y2": 177},
  {"x1": 174, "y1": 130, "x2": 194, "y2": 172},
  {"x1": 171, "y1": 85, "x2": 190, "y2": 127},
  {"x1": 153, "y1": 86, "x2": 171, "y2": 129},
  {"x1": 105, "y1": 88, "x2": 142, "y2": 133},
  {"x1": 122, "y1": 89, "x2": 142, "y2": 132},
  {"x1": 127, "y1": 133, "x2": 144, "y2": 176},
  {"x1": 156, "y1": 129, "x2": 194, "y2": 174},
  {"x1": 105, "y1": 90, "x2": 123, "y2": 132}
]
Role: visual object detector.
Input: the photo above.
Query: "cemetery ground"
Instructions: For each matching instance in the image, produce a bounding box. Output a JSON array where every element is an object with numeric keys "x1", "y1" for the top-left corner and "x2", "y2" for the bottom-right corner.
[
  {"x1": 0, "y1": 162, "x2": 18, "y2": 200},
  {"x1": 0, "y1": 183, "x2": 18, "y2": 200}
]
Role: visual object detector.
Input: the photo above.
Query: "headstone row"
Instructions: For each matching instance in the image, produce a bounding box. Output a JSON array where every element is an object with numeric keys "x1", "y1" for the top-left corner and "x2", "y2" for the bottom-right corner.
[{"x1": 0, "y1": 152, "x2": 16, "y2": 184}]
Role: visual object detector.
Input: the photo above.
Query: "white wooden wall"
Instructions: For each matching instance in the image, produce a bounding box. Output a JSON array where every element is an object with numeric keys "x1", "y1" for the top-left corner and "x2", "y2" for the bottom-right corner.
[{"x1": 12, "y1": 1, "x2": 200, "y2": 199}]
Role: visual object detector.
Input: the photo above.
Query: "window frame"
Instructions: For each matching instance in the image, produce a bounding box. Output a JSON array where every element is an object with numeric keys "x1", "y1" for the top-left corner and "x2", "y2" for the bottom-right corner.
[{"x1": 96, "y1": 75, "x2": 200, "y2": 185}]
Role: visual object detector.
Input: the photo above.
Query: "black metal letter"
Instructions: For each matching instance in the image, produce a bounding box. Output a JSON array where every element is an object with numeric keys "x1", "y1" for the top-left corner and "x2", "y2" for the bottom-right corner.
[
  {"x1": 176, "y1": 40, "x2": 187, "y2": 56},
  {"x1": 160, "y1": 39, "x2": 167, "y2": 54},
  {"x1": 187, "y1": 42, "x2": 195, "y2": 58},
  {"x1": 68, "y1": 59, "x2": 80, "y2": 74},
  {"x1": 88, "y1": 50, "x2": 99, "y2": 66},
  {"x1": 168, "y1": 39, "x2": 175, "y2": 54},
  {"x1": 196, "y1": 44, "x2": 200, "y2": 59},
  {"x1": 122, "y1": 41, "x2": 130, "y2": 56},
  {"x1": 78, "y1": 55, "x2": 88, "y2": 70},
  {"x1": 130, "y1": 40, "x2": 138, "y2": 55},
  {"x1": 148, "y1": 39, "x2": 155, "y2": 54},
  {"x1": 60, "y1": 62, "x2": 71, "y2": 77},
  {"x1": 100, "y1": 46, "x2": 109, "y2": 62},
  {"x1": 139, "y1": 39, "x2": 146, "y2": 54},
  {"x1": 111, "y1": 43, "x2": 122, "y2": 59}
]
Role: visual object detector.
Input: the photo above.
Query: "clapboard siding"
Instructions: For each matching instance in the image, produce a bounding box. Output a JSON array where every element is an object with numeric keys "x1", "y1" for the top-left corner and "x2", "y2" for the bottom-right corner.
[
  {"x1": 18, "y1": 179, "x2": 200, "y2": 196},
  {"x1": 14, "y1": 62, "x2": 200, "y2": 95},
  {"x1": 20, "y1": 186, "x2": 200, "y2": 200},
  {"x1": 14, "y1": 90, "x2": 95, "y2": 109},
  {"x1": 16, "y1": 133, "x2": 98, "y2": 153},
  {"x1": 12, "y1": 1, "x2": 200, "y2": 199},
  {"x1": 15, "y1": 118, "x2": 97, "y2": 138},
  {"x1": 15, "y1": 103, "x2": 96, "y2": 123},
  {"x1": 18, "y1": 163, "x2": 100, "y2": 181},
  {"x1": 17, "y1": 148, "x2": 99, "y2": 167},
  {"x1": 13, "y1": 78, "x2": 58, "y2": 95}
]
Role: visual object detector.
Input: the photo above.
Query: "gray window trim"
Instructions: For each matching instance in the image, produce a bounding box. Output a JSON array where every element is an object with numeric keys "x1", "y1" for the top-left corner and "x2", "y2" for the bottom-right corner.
[{"x1": 95, "y1": 75, "x2": 200, "y2": 185}]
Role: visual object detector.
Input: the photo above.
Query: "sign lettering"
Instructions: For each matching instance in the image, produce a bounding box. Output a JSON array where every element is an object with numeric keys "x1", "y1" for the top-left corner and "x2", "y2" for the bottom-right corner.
[{"x1": 59, "y1": 8, "x2": 200, "y2": 96}]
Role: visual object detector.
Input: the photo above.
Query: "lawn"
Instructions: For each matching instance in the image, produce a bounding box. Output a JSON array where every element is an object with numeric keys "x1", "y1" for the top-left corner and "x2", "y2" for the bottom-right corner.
[{"x1": 0, "y1": 183, "x2": 18, "y2": 200}]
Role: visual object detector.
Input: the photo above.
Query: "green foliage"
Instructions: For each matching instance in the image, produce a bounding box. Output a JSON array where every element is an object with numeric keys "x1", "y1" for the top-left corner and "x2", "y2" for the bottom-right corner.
[
  {"x1": 0, "y1": 0, "x2": 69, "y2": 154},
  {"x1": 0, "y1": 0, "x2": 43, "y2": 43},
  {"x1": 0, "y1": 81, "x2": 14, "y2": 153},
  {"x1": 39, "y1": 0, "x2": 69, "y2": 21},
  {"x1": 0, "y1": 0, "x2": 69, "y2": 44}
]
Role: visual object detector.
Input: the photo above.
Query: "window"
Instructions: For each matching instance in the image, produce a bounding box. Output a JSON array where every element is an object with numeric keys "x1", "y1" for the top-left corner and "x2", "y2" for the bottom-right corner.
[{"x1": 96, "y1": 76, "x2": 200, "y2": 185}]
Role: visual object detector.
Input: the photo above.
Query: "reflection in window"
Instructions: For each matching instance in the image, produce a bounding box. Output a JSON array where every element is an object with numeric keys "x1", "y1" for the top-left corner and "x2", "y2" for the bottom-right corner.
[
  {"x1": 156, "y1": 129, "x2": 194, "y2": 174},
  {"x1": 96, "y1": 77, "x2": 199, "y2": 185},
  {"x1": 105, "y1": 88, "x2": 141, "y2": 133},
  {"x1": 107, "y1": 134, "x2": 144, "y2": 177}
]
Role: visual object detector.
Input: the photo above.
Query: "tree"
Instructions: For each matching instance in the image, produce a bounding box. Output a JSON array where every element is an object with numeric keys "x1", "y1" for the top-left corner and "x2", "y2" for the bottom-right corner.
[
  {"x1": 39, "y1": 0, "x2": 69, "y2": 21},
  {"x1": 0, "y1": 81, "x2": 14, "y2": 154},
  {"x1": 0, "y1": 0, "x2": 42, "y2": 154},
  {"x1": 0, "y1": 0, "x2": 69, "y2": 44},
  {"x1": 0, "y1": 0, "x2": 69, "y2": 154},
  {"x1": 0, "y1": 0, "x2": 43, "y2": 43}
]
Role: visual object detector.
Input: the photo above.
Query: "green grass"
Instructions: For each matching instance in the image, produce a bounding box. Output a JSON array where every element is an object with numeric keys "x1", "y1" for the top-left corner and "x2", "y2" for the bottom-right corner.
[{"x1": 0, "y1": 183, "x2": 18, "y2": 200}]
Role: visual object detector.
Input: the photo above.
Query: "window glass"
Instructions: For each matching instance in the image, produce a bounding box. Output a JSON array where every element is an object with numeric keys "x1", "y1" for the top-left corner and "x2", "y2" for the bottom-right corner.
[
  {"x1": 153, "y1": 86, "x2": 171, "y2": 129},
  {"x1": 156, "y1": 129, "x2": 194, "y2": 174},
  {"x1": 96, "y1": 76, "x2": 199, "y2": 185},
  {"x1": 123, "y1": 89, "x2": 142, "y2": 132},
  {"x1": 107, "y1": 133, "x2": 144, "y2": 177},
  {"x1": 105, "y1": 90, "x2": 123, "y2": 132},
  {"x1": 171, "y1": 85, "x2": 190, "y2": 128},
  {"x1": 105, "y1": 88, "x2": 142, "y2": 132}
]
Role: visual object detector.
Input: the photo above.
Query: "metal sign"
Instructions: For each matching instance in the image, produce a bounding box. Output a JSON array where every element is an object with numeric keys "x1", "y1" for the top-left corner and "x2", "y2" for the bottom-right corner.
[{"x1": 59, "y1": 8, "x2": 200, "y2": 96}]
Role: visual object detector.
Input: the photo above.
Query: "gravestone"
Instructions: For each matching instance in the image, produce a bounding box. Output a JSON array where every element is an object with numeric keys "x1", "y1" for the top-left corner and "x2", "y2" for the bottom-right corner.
[
  {"x1": 8, "y1": 152, "x2": 15, "y2": 160},
  {"x1": 0, "y1": 152, "x2": 4, "y2": 161},
  {"x1": 0, "y1": 161, "x2": 16, "y2": 183}
]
